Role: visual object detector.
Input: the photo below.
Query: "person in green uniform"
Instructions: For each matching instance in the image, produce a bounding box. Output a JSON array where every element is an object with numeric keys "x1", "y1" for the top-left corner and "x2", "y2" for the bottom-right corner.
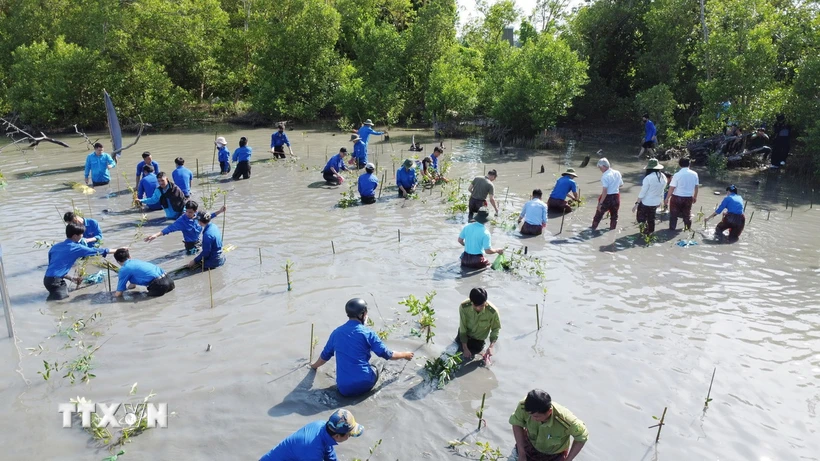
[
  {"x1": 456, "y1": 288, "x2": 500, "y2": 362},
  {"x1": 510, "y1": 389, "x2": 588, "y2": 461}
]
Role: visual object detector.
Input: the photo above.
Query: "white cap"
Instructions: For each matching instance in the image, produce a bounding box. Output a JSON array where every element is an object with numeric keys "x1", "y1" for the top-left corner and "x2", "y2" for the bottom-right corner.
[
  {"x1": 365, "y1": 163, "x2": 375, "y2": 171},
  {"x1": 215, "y1": 136, "x2": 228, "y2": 146}
]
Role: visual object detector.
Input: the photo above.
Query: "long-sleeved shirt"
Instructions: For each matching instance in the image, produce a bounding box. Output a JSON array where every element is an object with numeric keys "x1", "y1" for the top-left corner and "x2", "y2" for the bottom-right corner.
[
  {"x1": 137, "y1": 173, "x2": 158, "y2": 200},
  {"x1": 396, "y1": 167, "x2": 417, "y2": 190},
  {"x1": 549, "y1": 176, "x2": 577, "y2": 200},
  {"x1": 45, "y1": 240, "x2": 109, "y2": 278},
  {"x1": 358, "y1": 172, "x2": 378, "y2": 198},
  {"x1": 458, "y1": 299, "x2": 501, "y2": 343},
  {"x1": 716, "y1": 194, "x2": 744, "y2": 215},
  {"x1": 319, "y1": 319, "x2": 393, "y2": 397},
  {"x1": 352, "y1": 141, "x2": 366, "y2": 164},
  {"x1": 323, "y1": 154, "x2": 347, "y2": 174},
  {"x1": 509, "y1": 401, "x2": 589, "y2": 455},
  {"x1": 193, "y1": 223, "x2": 223, "y2": 268},
  {"x1": 259, "y1": 420, "x2": 338, "y2": 461},
  {"x1": 136, "y1": 160, "x2": 160, "y2": 182},
  {"x1": 638, "y1": 172, "x2": 666, "y2": 207},
  {"x1": 172, "y1": 166, "x2": 193, "y2": 197},
  {"x1": 520, "y1": 198, "x2": 548, "y2": 226},
  {"x1": 82, "y1": 218, "x2": 103, "y2": 246},
  {"x1": 141, "y1": 185, "x2": 182, "y2": 219},
  {"x1": 232, "y1": 146, "x2": 252, "y2": 162},
  {"x1": 116, "y1": 259, "x2": 164, "y2": 292},
  {"x1": 357, "y1": 125, "x2": 384, "y2": 144},
  {"x1": 84, "y1": 152, "x2": 116, "y2": 184},
  {"x1": 161, "y1": 213, "x2": 216, "y2": 242},
  {"x1": 270, "y1": 131, "x2": 290, "y2": 148},
  {"x1": 644, "y1": 120, "x2": 657, "y2": 142},
  {"x1": 217, "y1": 146, "x2": 230, "y2": 163},
  {"x1": 431, "y1": 154, "x2": 439, "y2": 170}
]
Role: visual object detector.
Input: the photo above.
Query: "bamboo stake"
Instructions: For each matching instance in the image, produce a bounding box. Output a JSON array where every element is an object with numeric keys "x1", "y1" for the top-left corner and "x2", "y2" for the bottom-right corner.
[
  {"x1": 705, "y1": 367, "x2": 716, "y2": 407},
  {"x1": 378, "y1": 171, "x2": 386, "y2": 198},
  {"x1": 654, "y1": 407, "x2": 667, "y2": 443},
  {"x1": 286, "y1": 261, "x2": 292, "y2": 291},
  {"x1": 524, "y1": 246, "x2": 528, "y2": 255},
  {"x1": 785, "y1": 197, "x2": 789, "y2": 209},
  {"x1": 767, "y1": 210, "x2": 770, "y2": 220},
  {"x1": 535, "y1": 304, "x2": 541, "y2": 330},
  {"x1": 477, "y1": 393, "x2": 486, "y2": 431},
  {"x1": 790, "y1": 207, "x2": 794, "y2": 218},
  {"x1": 208, "y1": 269, "x2": 214, "y2": 309},
  {"x1": 398, "y1": 229, "x2": 401, "y2": 243},
  {"x1": 559, "y1": 209, "x2": 566, "y2": 234},
  {"x1": 309, "y1": 324, "x2": 315, "y2": 363},
  {"x1": 504, "y1": 187, "x2": 510, "y2": 206},
  {"x1": 221, "y1": 195, "x2": 227, "y2": 242},
  {"x1": 259, "y1": 248, "x2": 262, "y2": 265},
  {"x1": 811, "y1": 189, "x2": 814, "y2": 209},
  {"x1": 748, "y1": 211, "x2": 755, "y2": 224},
  {"x1": 106, "y1": 265, "x2": 111, "y2": 291},
  {"x1": 331, "y1": 241, "x2": 336, "y2": 254},
  {"x1": 530, "y1": 158, "x2": 534, "y2": 177},
  {"x1": 196, "y1": 158, "x2": 200, "y2": 180},
  {"x1": 743, "y1": 201, "x2": 747, "y2": 213},
  {"x1": 211, "y1": 131, "x2": 218, "y2": 170}
]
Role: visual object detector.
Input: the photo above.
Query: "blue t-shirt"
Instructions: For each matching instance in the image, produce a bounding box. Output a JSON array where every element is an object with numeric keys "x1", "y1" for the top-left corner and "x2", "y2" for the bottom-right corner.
[
  {"x1": 136, "y1": 160, "x2": 160, "y2": 181},
  {"x1": 259, "y1": 420, "x2": 338, "y2": 461},
  {"x1": 162, "y1": 213, "x2": 211, "y2": 243},
  {"x1": 172, "y1": 166, "x2": 193, "y2": 197},
  {"x1": 232, "y1": 146, "x2": 252, "y2": 162},
  {"x1": 323, "y1": 154, "x2": 347, "y2": 174},
  {"x1": 45, "y1": 240, "x2": 109, "y2": 278},
  {"x1": 396, "y1": 168, "x2": 417, "y2": 189},
  {"x1": 716, "y1": 194, "x2": 744, "y2": 215},
  {"x1": 193, "y1": 223, "x2": 224, "y2": 269},
  {"x1": 138, "y1": 173, "x2": 159, "y2": 200},
  {"x1": 549, "y1": 176, "x2": 577, "y2": 200},
  {"x1": 84, "y1": 153, "x2": 116, "y2": 183},
  {"x1": 270, "y1": 131, "x2": 291, "y2": 148},
  {"x1": 320, "y1": 319, "x2": 393, "y2": 397},
  {"x1": 358, "y1": 172, "x2": 378, "y2": 198},
  {"x1": 645, "y1": 120, "x2": 657, "y2": 142},
  {"x1": 520, "y1": 199, "x2": 548, "y2": 226},
  {"x1": 116, "y1": 259, "x2": 164, "y2": 292},
  {"x1": 217, "y1": 146, "x2": 230, "y2": 163},
  {"x1": 459, "y1": 222, "x2": 491, "y2": 255},
  {"x1": 353, "y1": 141, "x2": 366, "y2": 164},
  {"x1": 82, "y1": 218, "x2": 103, "y2": 246}
]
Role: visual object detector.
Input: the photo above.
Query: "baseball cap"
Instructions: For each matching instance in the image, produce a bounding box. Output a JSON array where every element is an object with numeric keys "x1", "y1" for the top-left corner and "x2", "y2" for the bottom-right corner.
[
  {"x1": 326, "y1": 409, "x2": 364, "y2": 437},
  {"x1": 365, "y1": 163, "x2": 375, "y2": 171}
]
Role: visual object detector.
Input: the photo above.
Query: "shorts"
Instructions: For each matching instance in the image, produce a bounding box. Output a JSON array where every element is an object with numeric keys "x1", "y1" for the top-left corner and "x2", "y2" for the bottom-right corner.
[{"x1": 642, "y1": 141, "x2": 655, "y2": 149}]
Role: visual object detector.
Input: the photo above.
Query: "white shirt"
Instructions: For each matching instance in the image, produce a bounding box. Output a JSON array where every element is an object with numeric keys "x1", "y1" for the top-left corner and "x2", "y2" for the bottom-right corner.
[
  {"x1": 638, "y1": 172, "x2": 666, "y2": 207},
  {"x1": 601, "y1": 168, "x2": 623, "y2": 194},
  {"x1": 670, "y1": 167, "x2": 699, "y2": 197}
]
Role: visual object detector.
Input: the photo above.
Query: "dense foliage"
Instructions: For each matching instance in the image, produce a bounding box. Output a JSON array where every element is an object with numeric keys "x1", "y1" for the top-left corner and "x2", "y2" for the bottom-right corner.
[{"x1": 0, "y1": 0, "x2": 818, "y2": 172}]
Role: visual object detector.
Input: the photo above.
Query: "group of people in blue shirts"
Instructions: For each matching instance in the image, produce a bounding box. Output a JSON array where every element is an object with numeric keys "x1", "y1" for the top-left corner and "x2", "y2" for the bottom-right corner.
[{"x1": 48, "y1": 146, "x2": 228, "y2": 301}]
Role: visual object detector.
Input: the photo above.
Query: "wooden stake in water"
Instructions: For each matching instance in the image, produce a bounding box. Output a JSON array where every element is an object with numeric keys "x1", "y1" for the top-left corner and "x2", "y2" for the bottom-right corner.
[
  {"x1": 309, "y1": 324, "x2": 315, "y2": 363},
  {"x1": 398, "y1": 229, "x2": 401, "y2": 243},
  {"x1": 221, "y1": 195, "x2": 227, "y2": 242},
  {"x1": 106, "y1": 265, "x2": 112, "y2": 292},
  {"x1": 331, "y1": 241, "x2": 336, "y2": 254},
  {"x1": 211, "y1": 131, "x2": 218, "y2": 170},
  {"x1": 530, "y1": 158, "x2": 534, "y2": 177},
  {"x1": 477, "y1": 393, "x2": 486, "y2": 431},
  {"x1": 791, "y1": 207, "x2": 794, "y2": 218},
  {"x1": 653, "y1": 407, "x2": 668, "y2": 443},
  {"x1": 196, "y1": 158, "x2": 200, "y2": 180},
  {"x1": 524, "y1": 246, "x2": 528, "y2": 255},
  {"x1": 743, "y1": 201, "x2": 748, "y2": 213},
  {"x1": 285, "y1": 261, "x2": 292, "y2": 291},
  {"x1": 504, "y1": 187, "x2": 510, "y2": 206},
  {"x1": 748, "y1": 211, "x2": 755, "y2": 224},
  {"x1": 208, "y1": 269, "x2": 214, "y2": 309},
  {"x1": 535, "y1": 304, "x2": 541, "y2": 330},
  {"x1": 767, "y1": 210, "x2": 770, "y2": 220},
  {"x1": 259, "y1": 248, "x2": 262, "y2": 265},
  {"x1": 378, "y1": 171, "x2": 385, "y2": 198},
  {"x1": 704, "y1": 367, "x2": 716, "y2": 407},
  {"x1": 559, "y1": 209, "x2": 566, "y2": 234},
  {"x1": 811, "y1": 189, "x2": 814, "y2": 209},
  {"x1": 785, "y1": 197, "x2": 789, "y2": 209}
]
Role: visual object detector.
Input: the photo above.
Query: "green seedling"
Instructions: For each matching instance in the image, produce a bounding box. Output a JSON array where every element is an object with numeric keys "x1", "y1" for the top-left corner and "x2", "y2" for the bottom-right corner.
[
  {"x1": 423, "y1": 352, "x2": 462, "y2": 389},
  {"x1": 400, "y1": 291, "x2": 437, "y2": 343}
]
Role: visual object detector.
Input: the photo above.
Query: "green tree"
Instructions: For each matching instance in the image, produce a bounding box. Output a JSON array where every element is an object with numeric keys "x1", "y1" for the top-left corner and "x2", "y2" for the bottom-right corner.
[
  {"x1": 635, "y1": 84, "x2": 677, "y2": 142},
  {"x1": 426, "y1": 45, "x2": 481, "y2": 120},
  {"x1": 251, "y1": 0, "x2": 341, "y2": 120}
]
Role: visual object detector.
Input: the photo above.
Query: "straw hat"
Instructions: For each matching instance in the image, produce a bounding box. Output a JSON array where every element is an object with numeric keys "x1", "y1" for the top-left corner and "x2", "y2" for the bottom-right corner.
[
  {"x1": 644, "y1": 158, "x2": 664, "y2": 170},
  {"x1": 561, "y1": 168, "x2": 578, "y2": 177}
]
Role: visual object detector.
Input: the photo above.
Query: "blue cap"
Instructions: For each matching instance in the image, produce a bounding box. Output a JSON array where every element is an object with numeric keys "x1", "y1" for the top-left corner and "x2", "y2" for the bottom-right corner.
[
  {"x1": 726, "y1": 185, "x2": 738, "y2": 193},
  {"x1": 327, "y1": 409, "x2": 364, "y2": 437}
]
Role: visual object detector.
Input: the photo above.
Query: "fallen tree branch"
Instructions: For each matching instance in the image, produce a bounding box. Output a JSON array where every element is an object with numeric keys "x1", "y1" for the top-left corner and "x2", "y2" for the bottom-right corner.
[
  {"x1": 110, "y1": 115, "x2": 150, "y2": 157},
  {"x1": 0, "y1": 117, "x2": 71, "y2": 153}
]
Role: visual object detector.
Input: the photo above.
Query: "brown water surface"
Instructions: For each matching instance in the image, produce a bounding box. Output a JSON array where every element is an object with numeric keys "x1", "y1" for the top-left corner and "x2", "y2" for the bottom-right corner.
[{"x1": 0, "y1": 126, "x2": 818, "y2": 460}]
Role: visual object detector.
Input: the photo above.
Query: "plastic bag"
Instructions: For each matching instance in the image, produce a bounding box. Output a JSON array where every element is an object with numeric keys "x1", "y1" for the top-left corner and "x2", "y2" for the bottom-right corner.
[{"x1": 491, "y1": 254, "x2": 508, "y2": 271}]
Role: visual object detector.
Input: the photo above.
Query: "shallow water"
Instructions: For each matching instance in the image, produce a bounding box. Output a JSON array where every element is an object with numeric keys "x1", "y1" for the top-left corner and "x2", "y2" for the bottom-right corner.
[{"x1": 0, "y1": 125, "x2": 818, "y2": 461}]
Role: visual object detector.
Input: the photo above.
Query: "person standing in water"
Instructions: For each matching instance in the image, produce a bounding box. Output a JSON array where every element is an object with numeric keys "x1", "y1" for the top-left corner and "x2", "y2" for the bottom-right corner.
[
  {"x1": 547, "y1": 169, "x2": 579, "y2": 214},
  {"x1": 518, "y1": 189, "x2": 548, "y2": 236},
  {"x1": 232, "y1": 136, "x2": 252, "y2": 180},
  {"x1": 633, "y1": 158, "x2": 666, "y2": 235},
  {"x1": 63, "y1": 212, "x2": 103, "y2": 247},
  {"x1": 84, "y1": 142, "x2": 116, "y2": 187},
  {"x1": 665, "y1": 157, "x2": 699, "y2": 231},
  {"x1": 137, "y1": 165, "x2": 162, "y2": 211},
  {"x1": 310, "y1": 298, "x2": 414, "y2": 397},
  {"x1": 468, "y1": 170, "x2": 499, "y2": 220},
  {"x1": 144, "y1": 200, "x2": 226, "y2": 254},
  {"x1": 186, "y1": 211, "x2": 226, "y2": 270},
  {"x1": 44, "y1": 223, "x2": 112, "y2": 300},
  {"x1": 357, "y1": 163, "x2": 378, "y2": 204},
  {"x1": 135, "y1": 151, "x2": 160, "y2": 183},
  {"x1": 113, "y1": 248, "x2": 174, "y2": 297},
  {"x1": 322, "y1": 148, "x2": 348, "y2": 185},
  {"x1": 172, "y1": 157, "x2": 193, "y2": 198},
  {"x1": 270, "y1": 122, "x2": 293, "y2": 159},
  {"x1": 591, "y1": 158, "x2": 623, "y2": 230},
  {"x1": 456, "y1": 288, "x2": 501, "y2": 362},
  {"x1": 510, "y1": 389, "x2": 588, "y2": 461},
  {"x1": 458, "y1": 211, "x2": 505, "y2": 268},
  {"x1": 216, "y1": 137, "x2": 231, "y2": 174}
]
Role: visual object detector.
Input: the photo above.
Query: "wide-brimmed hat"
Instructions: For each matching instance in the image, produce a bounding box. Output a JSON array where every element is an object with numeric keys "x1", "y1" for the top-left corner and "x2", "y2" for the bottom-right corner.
[
  {"x1": 351, "y1": 135, "x2": 362, "y2": 143},
  {"x1": 215, "y1": 136, "x2": 227, "y2": 147},
  {"x1": 363, "y1": 119, "x2": 374, "y2": 126},
  {"x1": 644, "y1": 158, "x2": 664, "y2": 170},
  {"x1": 327, "y1": 409, "x2": 364, "y2": 437},
  {"x1": 561, "y1": 168, "x2": 578, "y2": 177},
  {"x1": 403, "y1": 158, "x2": 414, "y2": 168},
  {"x1": 474, "y1": 211, "x2": 490, "y2": 224}
]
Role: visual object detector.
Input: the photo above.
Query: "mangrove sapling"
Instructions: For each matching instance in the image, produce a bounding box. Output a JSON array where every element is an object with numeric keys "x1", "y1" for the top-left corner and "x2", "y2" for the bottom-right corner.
[
  {"x1": 352, "y1": 439, "x2": 382, "y2": 461},
  {"x1": 476, "y1": 393, "x2": 487, "y2": 430},
  {"x1": 283, "y1": 259, "x2": 294, "y2": 291},
  {"x1": 704, "y1": 367, "x2": 716, "y2": 407},
  {"x1": 423, "y1": 352, "x2": 462, "y2": 389},
  {"x1": 102, "y1": 450, "x2": 126, "y2": 461},
  {"x1": 399, "y1": 291, "x2": 437, "y2": 343},
  {"x1": 109, "y1": 389, "x2": 161, "y2": 450},
  {"x1": 649, "y1": 407, "x2": 668, "y2": 443},
  {"x1": 70, "y1": 396, "x2": 113, "y2": 445}
]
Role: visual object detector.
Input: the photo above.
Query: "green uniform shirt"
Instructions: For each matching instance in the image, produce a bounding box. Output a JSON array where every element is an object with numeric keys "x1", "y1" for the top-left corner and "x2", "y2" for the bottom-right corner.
[
  {"x1": 509, "y1": 401, "x2": 589, "y2": 455},
  {"x1": 458, "y1": 299, "x2": 501, "y2": 344}
]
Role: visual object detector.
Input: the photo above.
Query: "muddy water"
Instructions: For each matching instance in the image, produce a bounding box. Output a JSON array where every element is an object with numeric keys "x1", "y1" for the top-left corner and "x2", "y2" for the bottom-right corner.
[{"x1": 0, "y1": 126, "x2": 818, "y2": 461}]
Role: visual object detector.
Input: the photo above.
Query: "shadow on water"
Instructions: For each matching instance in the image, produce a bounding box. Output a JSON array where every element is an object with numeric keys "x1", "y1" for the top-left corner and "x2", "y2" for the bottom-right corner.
[
  {"x1": 598, "y1": 229, "x2": 679, "y2": 253},
  {"x1": 403, "y1": 359, "x2": 485, "y2": 402},
  {"x1": 550, "y1": 228, "x2": 602, "y2": 245},
  {"x1": 307, "y1": 180, "x2": 338, "y2": 190},
  {"x1": 267, "y1": 368, "x2": 379, "y2": 418}
]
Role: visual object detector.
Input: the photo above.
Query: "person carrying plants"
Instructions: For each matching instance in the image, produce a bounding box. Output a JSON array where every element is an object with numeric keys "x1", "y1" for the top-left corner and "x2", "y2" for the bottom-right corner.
[
  {"x1": 704, "y1": 184, "x2": 745, "y2": 242},
  {"x1": 310, "y1": 298, "x2": 414, "y2": 397},
  {"x1": 258, "y1": 409, "x2": 364, "y2": 461},
  {"x1": 547, "y1": 168, "x2": 579, "y2": 214},
  {"x1": 396, "y1": 158, "x2": 418, "y2": 198},
  {"x1": 510, "y1": 389, "x2": 588, "y2": 461},
  {"x1": 457, "y1": 211, "x2": 505, "y2": 269},
  {"x1": 113, "y1": 248, "x2": 174, "y2": 297},
  {"x1": 322, "y1": 148, "x2": 348, "y2": 185},
  {"x1": 518, "y1": 189, "x2": 548, "y2": 236},
  {"x1": 468, "y1": 169, "x2": 499, "y2": 221},
  {"x1": 139, "y1": 172, "x2": 187, "y2": 220},
  {"x1": 269, "y1": 122, "x2": 293, "y2": 159},
  {"x1": 456, "y1": 288, "x2": 501, "y2": 363},
  {"x1": 633, "y1": 158, "x2": 666, "y2": 235}
]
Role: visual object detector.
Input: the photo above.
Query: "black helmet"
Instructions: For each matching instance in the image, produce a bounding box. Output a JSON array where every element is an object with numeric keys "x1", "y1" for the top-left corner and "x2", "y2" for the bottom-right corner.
[{"x1": 345, "y1": 298, "x2": 368, "y2": 318}]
